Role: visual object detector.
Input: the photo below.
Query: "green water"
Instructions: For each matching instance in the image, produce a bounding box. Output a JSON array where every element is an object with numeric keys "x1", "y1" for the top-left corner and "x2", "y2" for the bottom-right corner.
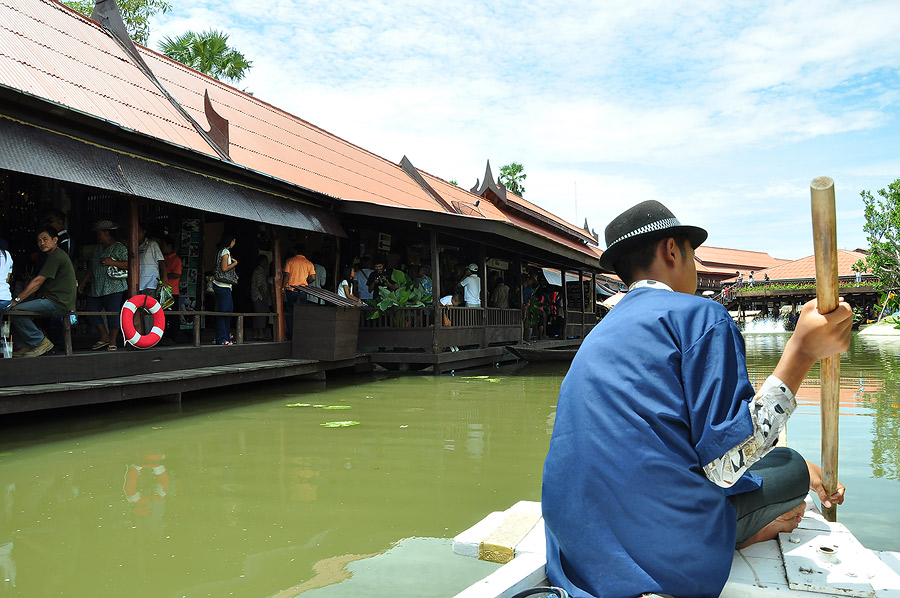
[{"x1": 1, "y1": 332, "x2": 899, "y2": 597}]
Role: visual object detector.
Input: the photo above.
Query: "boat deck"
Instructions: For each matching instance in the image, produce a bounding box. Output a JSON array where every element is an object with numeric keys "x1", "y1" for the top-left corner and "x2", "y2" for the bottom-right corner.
[{"x1": 453, "y1": 497, "x2": 900, "y2": 598}]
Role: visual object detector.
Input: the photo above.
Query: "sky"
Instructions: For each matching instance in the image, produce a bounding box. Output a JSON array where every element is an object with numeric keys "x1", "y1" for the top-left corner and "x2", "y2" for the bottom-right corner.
[{"x1": 150, "y1": 0, "x2": 900, "y2": 260}]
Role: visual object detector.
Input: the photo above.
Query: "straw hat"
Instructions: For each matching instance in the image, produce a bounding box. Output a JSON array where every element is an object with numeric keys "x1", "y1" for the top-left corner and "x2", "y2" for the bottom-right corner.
[{"x1": 92, "y1": 220, "x2": 119, "y2": 232}]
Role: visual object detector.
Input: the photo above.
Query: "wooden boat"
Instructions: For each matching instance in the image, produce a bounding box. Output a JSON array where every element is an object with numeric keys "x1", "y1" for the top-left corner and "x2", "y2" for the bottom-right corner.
[
  {"x1": 452, "y1": 498, "x2": 900, "y2": 597},
  {"x1": 506, "y1": 346, "x2": 579, "y2": 362}
]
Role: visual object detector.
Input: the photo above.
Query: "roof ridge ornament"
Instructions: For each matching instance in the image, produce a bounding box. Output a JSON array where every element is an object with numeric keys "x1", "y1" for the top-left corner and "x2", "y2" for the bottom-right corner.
[
  {"x1": 91, "y1": 0, "x2": 141, "y2": 63},
  {"x1": 584, "y1": 218, "x2": 599, "y2": 243},
  {"x1": 204, "y1": 90, "x2": 230, "y2": 159},
  {"x1": 470, "y1": 160, "x2": 508, "y2": 204},
  {"x1": 89, "y1": 0, "x2": 234, "y2": 162},
  {"x1": 399, "y1": 156, "x2": 455, "y2": 213}
]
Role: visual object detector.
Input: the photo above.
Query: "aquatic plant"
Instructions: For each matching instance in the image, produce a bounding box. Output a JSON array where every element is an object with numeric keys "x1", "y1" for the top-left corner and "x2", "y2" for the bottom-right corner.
[{"x1": 365, "y1": 269, "x2": 432, "y2": 321}]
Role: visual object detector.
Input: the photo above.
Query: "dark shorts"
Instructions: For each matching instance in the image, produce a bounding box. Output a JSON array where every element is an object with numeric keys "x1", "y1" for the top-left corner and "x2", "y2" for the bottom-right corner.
[
  {"x1": 86, "y1": 292, "x2": 124, "y2": 329},
  {"x1": 728, "y1": 447, "x2": 810, "y2": 546}
]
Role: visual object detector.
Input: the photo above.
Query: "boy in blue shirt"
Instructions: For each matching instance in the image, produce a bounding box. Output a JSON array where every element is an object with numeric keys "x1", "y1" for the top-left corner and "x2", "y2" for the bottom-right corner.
[{"x1": 543, "y1": 201, "x2": 852, "y2": 598}]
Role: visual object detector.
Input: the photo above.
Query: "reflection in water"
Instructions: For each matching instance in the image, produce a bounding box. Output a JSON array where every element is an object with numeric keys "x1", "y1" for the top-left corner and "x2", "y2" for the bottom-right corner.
[{"x1": 0, "y1": 335, "x2": 897, "y2": 596}]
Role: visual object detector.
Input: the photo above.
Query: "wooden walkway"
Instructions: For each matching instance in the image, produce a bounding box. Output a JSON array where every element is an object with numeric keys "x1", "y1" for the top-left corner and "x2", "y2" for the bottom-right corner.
[{"x1": 0, "y1": 357, "x2": 354, "y2": 415}]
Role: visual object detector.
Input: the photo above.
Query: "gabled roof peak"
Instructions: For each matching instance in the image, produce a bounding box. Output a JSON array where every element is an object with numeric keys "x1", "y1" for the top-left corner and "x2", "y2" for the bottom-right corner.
[{"x1": 470, "y1": 160, "x2": 507, "y2": 203}]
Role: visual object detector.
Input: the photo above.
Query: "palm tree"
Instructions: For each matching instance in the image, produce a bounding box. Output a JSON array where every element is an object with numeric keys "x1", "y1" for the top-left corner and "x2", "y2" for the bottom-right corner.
[{"x1": 158, "y1": 29, "x2": 252, "y2": 84}]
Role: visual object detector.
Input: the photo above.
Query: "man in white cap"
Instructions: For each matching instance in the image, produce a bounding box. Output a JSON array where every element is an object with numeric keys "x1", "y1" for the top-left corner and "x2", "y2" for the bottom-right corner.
[
  {"x1": 458, "y1": 263, "x2": 481, "y2": 307},
  {"x1": 542, "y1": 200, "x2": 852, "y2": 598}
]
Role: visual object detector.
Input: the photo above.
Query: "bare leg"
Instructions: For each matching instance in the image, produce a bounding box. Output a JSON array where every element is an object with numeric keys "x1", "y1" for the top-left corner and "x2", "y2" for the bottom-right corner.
[
  {"x1": 95, "y1": 324, "x2": 109, "y2": 344},
  {"x1": 738, "y1": 502, "x2": 805, "y2": 548}
]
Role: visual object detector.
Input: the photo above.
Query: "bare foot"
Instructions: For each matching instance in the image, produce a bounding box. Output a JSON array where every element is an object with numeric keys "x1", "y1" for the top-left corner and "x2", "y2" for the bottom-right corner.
[{"x1": 738, "y1": 502, "x2": 805, "y2": 549}]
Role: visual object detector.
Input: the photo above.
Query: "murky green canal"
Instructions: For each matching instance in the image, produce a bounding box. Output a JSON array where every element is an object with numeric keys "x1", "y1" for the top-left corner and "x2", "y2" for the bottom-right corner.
[{"x1": 1, "y1": 332, "x2": 900, "y2": 597}]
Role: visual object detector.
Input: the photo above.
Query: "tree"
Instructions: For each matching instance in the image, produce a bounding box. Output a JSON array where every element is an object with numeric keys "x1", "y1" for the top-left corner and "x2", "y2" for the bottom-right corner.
[
  {"x1": 857, "y1": 179, "x2": 900, "y2": 291},
  {"x1": 158, "y1": 30, "x2": 252, "y2": 84},
  {"x1": 63, "y1": 0, "x2": 171, "y2": 46},
  {"x1": 499, "y1": 162, "x2": 526, "y2": 197}
]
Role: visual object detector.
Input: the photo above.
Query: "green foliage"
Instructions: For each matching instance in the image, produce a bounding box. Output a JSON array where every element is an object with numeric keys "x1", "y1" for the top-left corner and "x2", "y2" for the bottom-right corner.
[
  {"x1": 859, "y1": 180, "x2": 900, "y2": 292},
  {"x1": 734, "y1": 280, "x2": 864, "y2": 294},
  {"x1": 523, "y1": 291, "x2": 543, "y2": 327},
  {"x1": 365, "y1": 269, "x2": 432, "y2": 320},
  {"x1": 499, "y1": 162, "x2": 526, "y2": 197},
  {"x1": 63, "y1": 0, "x2": 171, "y2": 46},
  {"x1": 158, "y1": 29, "x2": 252, "y2": 83},
  {"x1": 449, "y1": 180, "x2": 458, "y2": 186}
]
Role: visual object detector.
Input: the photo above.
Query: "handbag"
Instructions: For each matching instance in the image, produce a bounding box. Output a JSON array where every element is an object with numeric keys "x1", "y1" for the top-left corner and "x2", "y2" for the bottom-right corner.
[
  {"x1": 214, "y1": 249, "x2": 239, "y2": 285},
  {"x1": 107, "y1": 265, "x2": 128, "y2": 279}
]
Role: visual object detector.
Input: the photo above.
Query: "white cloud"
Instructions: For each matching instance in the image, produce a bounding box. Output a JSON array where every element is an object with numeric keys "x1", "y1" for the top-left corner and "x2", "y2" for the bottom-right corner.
[{"x1": 149, "y1": 0, "x2": 900, "y2": 259}]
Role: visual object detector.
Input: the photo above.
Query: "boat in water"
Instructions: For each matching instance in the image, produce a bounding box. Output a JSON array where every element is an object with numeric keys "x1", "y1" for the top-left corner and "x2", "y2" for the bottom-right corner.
[
  {"x1": 452, "y1": 497, "x2": 900, "y2": 597},
  {"x1": 506, "y1": 346, "x2": 579, "y2": 362}
]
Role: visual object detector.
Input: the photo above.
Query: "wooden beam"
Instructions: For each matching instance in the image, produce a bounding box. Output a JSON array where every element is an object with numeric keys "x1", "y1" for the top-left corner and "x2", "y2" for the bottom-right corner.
[
  {"x1": 431, "y1": 230, "x2": 441, "y2": 353},
  {"x1": 561, "y1": 268, "x2": 568, "y2": 339},
  {"x1": 579, "y1": 269, "x2": 585, "y2": 339},
  {"x1": 272, "y1": 226, "x2": 285, "y2": 342},
  {"x1": 128, "y1": 196, "x2": 139, "y2": 297}
]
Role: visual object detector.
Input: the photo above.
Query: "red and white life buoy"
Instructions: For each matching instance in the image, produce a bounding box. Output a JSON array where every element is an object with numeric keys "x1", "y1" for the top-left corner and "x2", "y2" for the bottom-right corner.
[{"x1": 120, "y1": 294, "x2": 165, "y2": 348}]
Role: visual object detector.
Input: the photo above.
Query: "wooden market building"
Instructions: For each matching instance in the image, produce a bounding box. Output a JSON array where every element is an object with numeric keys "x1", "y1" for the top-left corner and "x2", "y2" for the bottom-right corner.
[{"x1": 0, "y1": 0, "x2": 605, "y2": 413}]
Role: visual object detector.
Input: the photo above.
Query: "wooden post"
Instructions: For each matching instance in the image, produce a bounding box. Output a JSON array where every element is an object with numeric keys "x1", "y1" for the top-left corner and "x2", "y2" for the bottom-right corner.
[
  {"x1": 811, "y1": 176, "x2": 841, "y2": 522},
  {"x1": 193, "y1": 314, "x2": 201, "y2": 347},
  {"x1": 272, "y1": 226, "x2": 285, "y2": 342},
  {"x1": 63, "y1": 315, "x2": 73, "y2": 356},
  {"x1": 579, "y1": 269, "x2": 585, "y2": 339},
  {"x1": 236, "y1": 315, "x2": 244, "y2": 345},
  {"x1": 431, "y1": 231, "x2": 441, "y2": 353},
  {"x1": 560, "y1": 268, "x2": 568, "y2": 339},
  {"x1": 480, "y1": 245, "x2": 488, "y2": 307},
  {"x1": 480, "y1": 244, "x2": 487, "y2": 348},
  {"x1": 128, "y1": 197, "x2": 139, "y2": 297}
]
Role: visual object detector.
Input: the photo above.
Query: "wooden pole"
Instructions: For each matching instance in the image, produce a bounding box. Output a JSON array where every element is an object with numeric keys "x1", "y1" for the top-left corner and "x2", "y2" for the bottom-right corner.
[
  {"x1": 128, "y1": 197, "x2": 139, "y2": 297},
  {"x1": 811, "y1": 175, "x2": 840, "y2": 522},
  {"x1": 431, "y1": 231, "x2": 441, "y2": 353},
  {"x1": 272, "y1": 227, "x2": 285, "y2": 342}
]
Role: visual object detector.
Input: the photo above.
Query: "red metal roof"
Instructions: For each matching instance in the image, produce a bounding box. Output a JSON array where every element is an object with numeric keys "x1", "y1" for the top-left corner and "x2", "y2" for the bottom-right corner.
[
  {"x1": 417, "y1": 169, "x2": 601, "y2": 261},
  {"x1": 753, "y1": 250, "x2": 867, "y2": 281},
  {"x1": 695, "y1": 246, "x2": 788, "y2": 270},
  {"x1": 0, "y1": 0, "x2": 216, "y2": 156},
  {"x1": 140, "y1": 48, "x2": 441, "y2": 209},
  {"x1": 0, "y1": 0, "x2": 600, "y2": 266}
]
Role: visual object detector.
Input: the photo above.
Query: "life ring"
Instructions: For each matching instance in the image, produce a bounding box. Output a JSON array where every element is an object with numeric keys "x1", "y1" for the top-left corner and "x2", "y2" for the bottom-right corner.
[
  {"x1": 123, "y1": 455, "x2": 169, "y2": 512},
  {"x1": 120, "y1": 294, "x2": 165, "y2": 348}
]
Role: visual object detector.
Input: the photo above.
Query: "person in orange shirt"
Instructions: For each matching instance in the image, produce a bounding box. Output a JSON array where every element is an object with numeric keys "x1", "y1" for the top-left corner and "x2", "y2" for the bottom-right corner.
[
  {"x1": 283, "y1": 244, "x2": 316, "y2": 339},
  {"x1": 161, "y1": 236, "x2": 182, "y2": 343}
]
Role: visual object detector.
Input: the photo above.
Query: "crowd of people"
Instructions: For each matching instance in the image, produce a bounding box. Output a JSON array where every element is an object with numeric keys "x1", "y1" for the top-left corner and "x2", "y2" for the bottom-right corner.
[
  {"x1": 1, "y1": 211, "x2": 591, "y2": 356},
  {"x1": 0, "y1": 212, "x2": 184, "y2": 356}
]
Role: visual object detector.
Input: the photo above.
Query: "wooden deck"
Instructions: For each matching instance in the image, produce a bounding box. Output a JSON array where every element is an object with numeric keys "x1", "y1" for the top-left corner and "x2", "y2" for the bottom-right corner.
[{"x1": 0, "y1": 342, "x2": 355, "y2": 414}]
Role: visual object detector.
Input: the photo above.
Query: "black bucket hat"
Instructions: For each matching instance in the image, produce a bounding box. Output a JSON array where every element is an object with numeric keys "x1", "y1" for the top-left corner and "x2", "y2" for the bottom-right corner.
[{"x1": 599, "y1": 200, "x2": 707, "y2": 273}]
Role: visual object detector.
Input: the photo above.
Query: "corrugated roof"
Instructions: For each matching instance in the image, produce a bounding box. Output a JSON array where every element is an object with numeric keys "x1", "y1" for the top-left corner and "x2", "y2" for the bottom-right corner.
[
  {"x1": 0, "y1": 0, "x2": 600, "y2": 266},
  {"x1": 418, "y1": 169, "x2": 601, "y2": 261},
  {"x1": 0, "y1": 0, "x2": 215, "y2": 156},
  {"x1": 751, "y1": 250, "x2": 868, "y2": 281},
  {"x1": 505, "y1": 190, "x2": 595, "y2": 243},
  {"x1": 139, "y1": 48, "x2": 444, "y2": 210},
  {"x1": 695, "y1": 245, "x2": 788, "y2": 270}
]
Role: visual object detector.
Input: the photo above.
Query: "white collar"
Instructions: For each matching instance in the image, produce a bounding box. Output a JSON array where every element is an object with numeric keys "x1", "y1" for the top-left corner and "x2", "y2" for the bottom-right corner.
[{"x1": 628, "y1": 279, "x2": 673, "y2": 292}]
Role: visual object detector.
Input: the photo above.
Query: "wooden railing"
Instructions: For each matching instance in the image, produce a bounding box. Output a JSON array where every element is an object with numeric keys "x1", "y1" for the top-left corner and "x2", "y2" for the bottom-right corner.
[
  {"x1": 2, "y1": 309, "x2": 279, "y2": 356},
  {"x1": 359, "y1": 307, "x2": 435, "y2": 329},
  {"x1": 485, "y1": 307, "x2": 521, "y2": 326},
  {"x1": 447, "y1": 307, "x2": 484, "y2": 327}
]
